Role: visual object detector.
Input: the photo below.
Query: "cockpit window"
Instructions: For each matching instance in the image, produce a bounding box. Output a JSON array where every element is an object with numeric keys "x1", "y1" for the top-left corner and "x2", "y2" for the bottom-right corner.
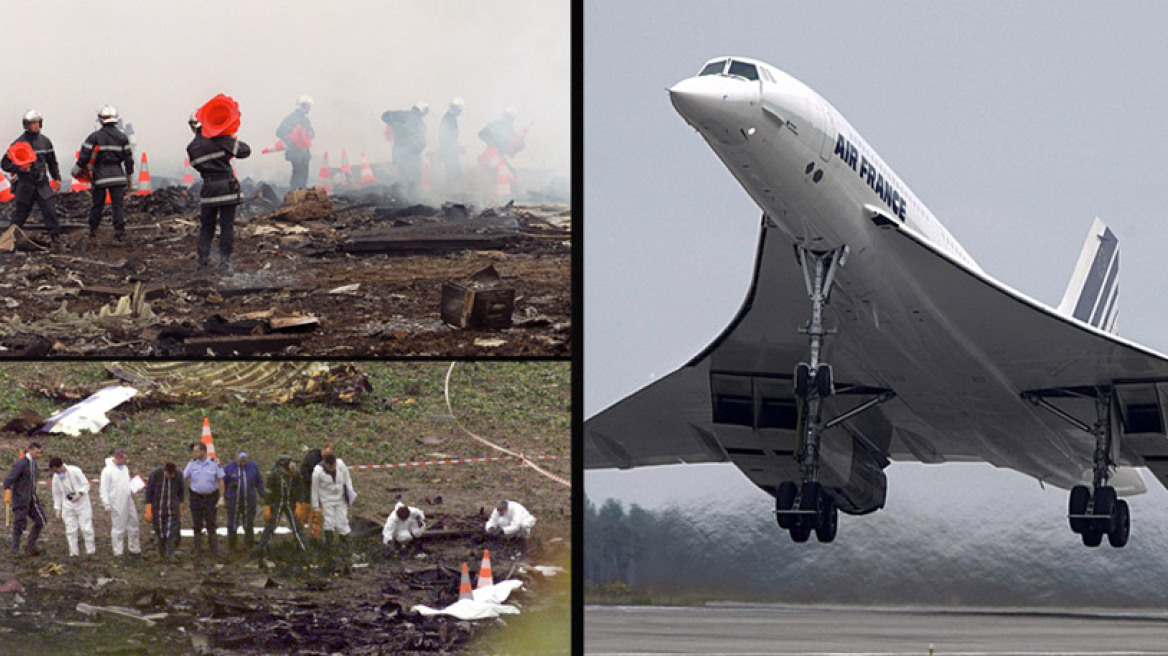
[
  {"x1": 699, "y1": 60, "x2": 726, "y2": 76},
  {"x1": 728, "y1": 60, "x2": 759, "y2": 81},
  {"x1": 759, "y1": 66, "x2": 775, "y2": 83}
]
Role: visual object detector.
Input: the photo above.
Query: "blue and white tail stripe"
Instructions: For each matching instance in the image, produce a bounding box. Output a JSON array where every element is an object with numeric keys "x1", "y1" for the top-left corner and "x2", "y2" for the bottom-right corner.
[{"x1": 1057, "y1": 217, "x2": 1119, "y2": 334}]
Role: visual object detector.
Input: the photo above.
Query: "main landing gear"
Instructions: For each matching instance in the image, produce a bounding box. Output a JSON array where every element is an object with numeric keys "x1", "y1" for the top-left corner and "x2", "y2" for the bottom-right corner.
[
  {"x1": 774, "y1": 246, "x2": 893, "y2": 544},
  {"x1": 1024, "y1": 387, "x2": 1130, "y2": 548}
]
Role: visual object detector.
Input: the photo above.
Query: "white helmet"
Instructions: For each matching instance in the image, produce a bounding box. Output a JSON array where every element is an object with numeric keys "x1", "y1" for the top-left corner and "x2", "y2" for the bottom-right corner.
[
  {"x1": 414, "y1": 100, "x2": 429, "y2": 115},
  {"x1": 21, "y1": 109, "x2": 43, "y2": 129},
  {"x1": 297, "y1": 95, "x2": 314, "y2": 109},
  {"x1": 504, "y1": 105, "x2": 518, "y2": 120},
  {"x1": 450, "y1": 97, "x2": 466, "y2": 109},
  {"x1": 98, "y1": 105, "x2": 119, "y2": 124}
]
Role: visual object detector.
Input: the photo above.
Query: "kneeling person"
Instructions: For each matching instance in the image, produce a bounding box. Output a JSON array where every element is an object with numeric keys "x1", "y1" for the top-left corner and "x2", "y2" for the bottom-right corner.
[
  {"x1": 382, "y1": 501, "x2": 425, "y2": 547},
  {"x1": 485, "y1": 499, "x2": 536, "y2": 539}
]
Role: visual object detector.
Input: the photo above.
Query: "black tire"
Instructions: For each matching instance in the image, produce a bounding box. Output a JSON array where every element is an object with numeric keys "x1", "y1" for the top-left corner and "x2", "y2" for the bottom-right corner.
[
  {"x1": 775, "y1": 482, "x2": 797, "y2": 529},
  {"x1": 790, "y1": 523, "x2": 812, "y2": 543},
  {"x1": 1093, "y1": 486, "x2": 1117, "y2": 534},
  {"x1": 1068, "y1": 485, "x2": 1090, "y2": 534},
  {"x1": 816, "y1": 495, "x2": 838, "y2": 543},
  {"x1": 815, "y1": 364, "x2": 833, "y2": 398},
  {"x1": 794, "y1": 363, "x2": 811, "y2": 398},
  {"x1": 1082, "y1": 530, "x2": 1103, "y2": 547},
  {"x1": 799, "y1": 481, "x2": 822, "y2": 513},
  {"x1": 1108, "y1": 499, "x2": 1130, "y2": 548}
]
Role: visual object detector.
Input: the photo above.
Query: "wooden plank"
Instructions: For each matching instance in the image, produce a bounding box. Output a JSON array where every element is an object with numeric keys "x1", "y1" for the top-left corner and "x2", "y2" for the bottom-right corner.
[
  {"x1": 340, "y1": 232, "x2": 516, "y2": 255},
  {"x1": 183, "y1": 334, "x2": 304, "y2": 356}
]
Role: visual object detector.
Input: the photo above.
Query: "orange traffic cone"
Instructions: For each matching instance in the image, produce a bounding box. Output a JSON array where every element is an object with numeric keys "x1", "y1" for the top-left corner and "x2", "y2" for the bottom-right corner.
[
  {"x1": 476, "y1": 549, "x2": 494, "y2": 589},
  {"x1": 261, "y1": 139, "x2": 286, "y2": 155},
  {"x1": 182, "y1": 157, "x2": 194, "y2": 186},
  {"x1": 458, "y1": 563, "x2": 473, "y2": 601},
  {"x1": 201, "y1": 417, "x2": 217, "y2": 461},
  {"x1": 0, "y1": 174, "x2": 13, "y2": 203},
  {"x1": 135, "y1": 153, "x2": 152, "y2": 195},
  {"x1": 317, "y1": 152, "x2": 332, "y2": 194},
  {"x1": 358, "y1": 152, "x2": 376, "y2": 187},
  {"x1": 339, "y1": 150, "x2": 351, "y2": 187}
]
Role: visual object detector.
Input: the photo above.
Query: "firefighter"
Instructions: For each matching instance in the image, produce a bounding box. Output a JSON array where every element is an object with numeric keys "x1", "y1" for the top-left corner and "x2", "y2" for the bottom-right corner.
[
  {"x1": 477, "y1": 106, "x2": 522, "y2": 165},
  {"x1": 2, "y1": 111, "x2": 62, "y2": 248},
  {"x1": 276, "y1": 96, "x2": 314, "y2": 190},
  {"x1": 77, "y1": 106, "x2": 134, "y2": 241},
  {"x1": 3, "y1": 443, "x2": 47, "y2": 557},
  {"x1": 438, "y1": 97, "x2": 465, "y2": 186},
  {"x1": 380, "y1": 101, "x2": 428, "y2": 201},
  {"x1": 144, "y1": 462, "x2": 183, "y2": 561},
  {"x1": 187, "y1": 101, "x2": 251, "y2": 272}
]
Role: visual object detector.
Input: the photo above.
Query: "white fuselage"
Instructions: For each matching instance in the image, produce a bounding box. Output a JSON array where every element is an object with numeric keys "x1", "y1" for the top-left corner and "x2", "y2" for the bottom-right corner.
[
  {"x1": 667, "y1": 57, "x2": 1121, "y2": 492},
  {"x1": 670, "y1": 57, "x2": 979, "y2": 273}
]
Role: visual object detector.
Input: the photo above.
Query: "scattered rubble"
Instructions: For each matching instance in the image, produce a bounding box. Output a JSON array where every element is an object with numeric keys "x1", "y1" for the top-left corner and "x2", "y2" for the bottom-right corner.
[{"x1": 1, "y1": 187, "x2": 570, "y2": 356}]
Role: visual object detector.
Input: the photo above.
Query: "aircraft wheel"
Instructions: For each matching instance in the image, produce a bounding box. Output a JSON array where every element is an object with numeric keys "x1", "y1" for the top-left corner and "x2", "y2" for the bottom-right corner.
[
  {"x1": 815, "y1": 364, "x2": 833, "y2": 398},
  {"x1": 1081, "y1": 530, "x2": 1103, "y2": 547},
  {"x1": 1068, "y1": 485, "x2": 1090, "y2": 534},
  {"x1": 775, "y1": 482, "x2": 797, "y2": 529},
  {"x1": 794, "y1": 363, "x2": 811, "y2": 398},
  {"x1": 815, "y1": 495, "x2": 838, "y2": 543},
  {"x1": 1108, "y1": 499, "x2": 1130, "y2": 548},
  {"x1": 1093, "y1": 486, "x2": 1117, "y2": 534},
  {"x1": 789, "y1": 523, "x2": 812, "y2": 543}
]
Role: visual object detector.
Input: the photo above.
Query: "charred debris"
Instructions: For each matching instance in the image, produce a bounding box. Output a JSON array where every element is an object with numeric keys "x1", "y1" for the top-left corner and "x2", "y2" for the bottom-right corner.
[{"x1": 0, "y1": 184, "x2": 570, "y2": 357}]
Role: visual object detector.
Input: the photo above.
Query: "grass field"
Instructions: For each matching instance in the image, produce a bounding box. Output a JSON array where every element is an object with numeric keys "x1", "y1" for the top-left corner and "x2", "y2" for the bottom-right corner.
[{"x1": 0, "y1": 361, "x2": 571, "y2": 655}]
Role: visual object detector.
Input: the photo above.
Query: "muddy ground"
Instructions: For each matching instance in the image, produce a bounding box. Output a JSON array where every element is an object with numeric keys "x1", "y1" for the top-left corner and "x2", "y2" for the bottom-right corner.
[
  {"x1": 0, "y1": 361, "x2": 571, "y2": 655},
  {"x1": 0, "y1": 465, "x2": 571, "y2": 655},
  {"x1": 0, "y1": 186, "x2": 570, "y2": 357}
]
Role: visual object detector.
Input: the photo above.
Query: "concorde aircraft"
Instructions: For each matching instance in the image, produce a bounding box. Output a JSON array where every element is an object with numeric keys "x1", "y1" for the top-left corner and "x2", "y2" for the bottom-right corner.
[{"x1": 584, "y1": 56, "x2": 1168, "y2": 547}]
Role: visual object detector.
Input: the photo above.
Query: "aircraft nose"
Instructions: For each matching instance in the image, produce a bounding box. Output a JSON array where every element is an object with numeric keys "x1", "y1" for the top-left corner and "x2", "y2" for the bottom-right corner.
[{"x1": 669, "y1": 75, "x2": 758, "y2": 127}]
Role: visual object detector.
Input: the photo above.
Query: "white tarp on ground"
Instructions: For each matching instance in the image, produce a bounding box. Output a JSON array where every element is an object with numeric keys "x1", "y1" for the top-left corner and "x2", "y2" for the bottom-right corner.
[
  {"x1": 412, "y1": 579, "x2": 524, "y2": 620},
  {"x1": 42, "y1": 386, "x2": 138, "y2": 436},
  {"x1": 179, "y1": 526, "x2": 294, "y2": 537}
]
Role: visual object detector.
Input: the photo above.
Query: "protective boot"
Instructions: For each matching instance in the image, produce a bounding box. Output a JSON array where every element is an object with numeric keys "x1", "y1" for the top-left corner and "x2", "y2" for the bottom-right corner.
[
  {"x1": 25, "y1": 522, "x2": 42, "y2": 551},
  {"x1": 193, "y1": 533, "x2": 203, "y2": 558},
  {"x1": 10, "y1": 530, "x2": 21, "y2": 555}
]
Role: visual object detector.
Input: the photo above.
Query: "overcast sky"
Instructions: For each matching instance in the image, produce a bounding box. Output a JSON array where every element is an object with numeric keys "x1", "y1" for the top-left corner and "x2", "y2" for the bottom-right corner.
[
  {"x1": 1, "y1": 1, "x2": 569, "y2": 182},
  {"x1": 585, "y1": 1, "x2": 1168, "y2": 519}
]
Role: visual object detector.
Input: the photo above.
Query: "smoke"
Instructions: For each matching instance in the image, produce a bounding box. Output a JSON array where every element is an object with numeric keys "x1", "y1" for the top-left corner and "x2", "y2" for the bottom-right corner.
[{"x1": 0, "y1": 1, "x2": 569, "y2": 188}]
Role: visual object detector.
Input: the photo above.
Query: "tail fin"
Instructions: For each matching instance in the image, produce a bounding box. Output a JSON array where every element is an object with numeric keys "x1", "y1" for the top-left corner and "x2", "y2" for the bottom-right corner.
[{"x1": 1057, "y1": 217, "x2": 1119, "y2": 334}]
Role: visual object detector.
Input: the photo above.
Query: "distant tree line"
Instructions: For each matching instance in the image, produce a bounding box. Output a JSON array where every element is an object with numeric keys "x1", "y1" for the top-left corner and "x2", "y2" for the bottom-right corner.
[{"x1": 584, "y1": 493, "x2": 1168, "y2": 607}]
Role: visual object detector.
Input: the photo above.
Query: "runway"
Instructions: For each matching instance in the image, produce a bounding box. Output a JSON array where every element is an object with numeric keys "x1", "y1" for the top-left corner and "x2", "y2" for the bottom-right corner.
[{"x1": 585, "y1": 604, "x2": 1168, "y2": 655}]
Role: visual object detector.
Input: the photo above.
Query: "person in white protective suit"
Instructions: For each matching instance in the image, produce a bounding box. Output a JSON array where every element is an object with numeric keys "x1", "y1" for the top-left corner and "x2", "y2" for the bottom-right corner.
[
  {"x1": 485, "y1": 499, "x2": 536, "y2": 539},
  {"x1": 382, "y1": 501, "x2": 426, "y2": 546},
  {"x1": 49, "y1": 457, "x2": 95, "y2": 557},
  {"x1": 100, "y1": 449, "x2": 141, "y2": 557},
  {"x1": 310, "y1": 453, "x2": 357, "y2": 544}
]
